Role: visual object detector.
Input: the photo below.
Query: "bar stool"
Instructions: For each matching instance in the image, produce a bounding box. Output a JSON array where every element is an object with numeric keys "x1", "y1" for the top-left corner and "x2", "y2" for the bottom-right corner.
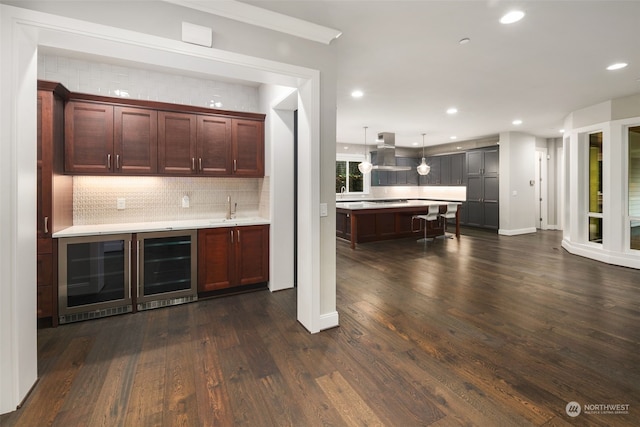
[
  {"x1": 412, "y1": 204, "x2": 440, "y2": 243},
  {"x1": 439, "y1": 203, "x2": 458, "y2": 239}
]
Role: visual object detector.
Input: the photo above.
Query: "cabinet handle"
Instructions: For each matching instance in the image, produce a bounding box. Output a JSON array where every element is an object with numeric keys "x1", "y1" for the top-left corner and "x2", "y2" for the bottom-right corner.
[
  {"x1": 107, "y1": 154, "x2": 111, "y2": 169},
  {"x1": 132, "y1": 240, "x2": 136, "y2": 299},
  {"x1": 199, "y1": 158, "x2": 203, "y2": 171},
  {"x1": 230, "y1": 229, "x2": 234, "y2": 244},
  {"x1": 44, "y1": 216, "x2": 49, "y2": 234},
  {"x1": 233, "y1": 159, "x2": 237, "y2": 172},
  {"x1": 237, "y1": 229, "x2": 240, "y2": 244},
  {"x1": 116, "y1": 154, "x2": 120, "y2": 170},
  {"x1": 191, "y1": 158, "x2": 196, "y2": 171}
]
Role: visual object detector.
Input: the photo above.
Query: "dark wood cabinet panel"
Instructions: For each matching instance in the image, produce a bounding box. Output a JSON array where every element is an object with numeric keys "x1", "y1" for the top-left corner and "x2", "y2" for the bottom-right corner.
[
  {"x1": 336, "y1": 211, "x2": 351, "y2": 239},
  {"x1": 197, "y1": 115, "x2": 232, "y2": 175},
  {"x1": 38, "y1": 82, "x2": 71, "y2": 324},
  {"x1": 198, "y1": 225, "x2": 269, "y2": 293},
  {"x1": 450, "y1": 153, "x2": 466, "y2": 185},
  {"x1": 198, "y1": 228, "x2": 234, "y2": 292},
  {"x1": 114, "y1": 106, "x2": 158, "y2": 174},
  {"x1": 65, "y1": 101, "x2": 114, "y2": 173},
  {"x1": 236, "y1": 225, "x2": 269, "y2": 286},
  {"x1": 157, "y1": 111, "x2": 197, "y2": 175},
  {"x1": 232, "y1": 119, "x2": 264, "y2": 177}
]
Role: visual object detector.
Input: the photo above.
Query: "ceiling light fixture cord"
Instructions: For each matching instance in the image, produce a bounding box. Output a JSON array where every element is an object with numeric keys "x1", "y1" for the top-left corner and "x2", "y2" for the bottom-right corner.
[{"x1": 358, "y1": 126, "x2": 373, "y2": 174}]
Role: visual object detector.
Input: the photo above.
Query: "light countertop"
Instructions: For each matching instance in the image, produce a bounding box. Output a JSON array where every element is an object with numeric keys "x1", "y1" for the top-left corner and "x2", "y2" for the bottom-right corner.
[
  {"x1": 336, "y1": 199, "x2": 460, "y2": 211},
  {"x1": 53, "y1": 217, "x2": 270, "y2": 238}
]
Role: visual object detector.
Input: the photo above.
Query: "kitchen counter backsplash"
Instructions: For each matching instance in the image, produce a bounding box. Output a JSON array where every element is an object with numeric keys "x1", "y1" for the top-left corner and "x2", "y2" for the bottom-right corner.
[{"x1": 73, "y1": 176, "x2": 269, "y2": 225}]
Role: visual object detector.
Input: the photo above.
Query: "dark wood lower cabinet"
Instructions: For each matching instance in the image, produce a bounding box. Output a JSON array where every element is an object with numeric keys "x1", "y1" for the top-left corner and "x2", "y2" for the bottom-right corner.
[{"x1": 198, "y1": 225, "x2": 269, "y2": 293}]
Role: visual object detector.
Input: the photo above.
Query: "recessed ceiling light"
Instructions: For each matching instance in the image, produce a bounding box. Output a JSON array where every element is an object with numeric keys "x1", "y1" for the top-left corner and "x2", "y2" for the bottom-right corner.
[
  {"x1": 459, "y1": 38, "x2": 470, "y2": 45},
  {"x1": 351, "y1": 90, "x2": 364, "y2": 98},
  {"x1": 450, "y1": 136, "x2": 457, "y2": 140},
  {"x1": 512, "y1": 119, "x2": 523, "y2": 125},
  {"x1": 606, "y1": 62, "x2": 628, "y2": 71},
  {"x1": 412, "y1": 142, "x2": 419, "y2": 146},
  {"x1": 456, "y1": 146, "x2": 462, "y2": 150},
  {"x1": 500, "y1": 10, "x2": 525, "y2": 24},
  {"x1": 447, "y1": 107, "x2": 458, "y2": 114},
  {"x1": 344, "y1": 146, "x2": 349, "y2": 150},
  {"x1": 560, "y1": 129, "x2": 565, "y2": 133}
]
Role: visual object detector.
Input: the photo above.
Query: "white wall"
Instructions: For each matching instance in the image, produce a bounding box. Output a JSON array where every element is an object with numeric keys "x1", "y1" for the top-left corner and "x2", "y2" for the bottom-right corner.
[
  {"x1": 0, "y1": 2, "x2": 338, "y2": 414},
  {"x1": 562, "y1": 93, "x2": 640, "y2": 268},
  {"x1": 498, "y1": 132, "x2": 537, "y2": 235}
]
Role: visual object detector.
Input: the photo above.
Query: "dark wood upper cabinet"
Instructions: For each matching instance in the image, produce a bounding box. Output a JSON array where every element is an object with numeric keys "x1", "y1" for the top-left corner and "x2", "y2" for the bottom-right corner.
[
  {"x1": 197, "y1": 115, "x2": 232, "y2": 175},
  {"x1": 157, "y1": 111, "x2": 197, "y2": 175},
  {"x1": 232, "y1": 118, "x2": 264, "y2": 177},
  {"x1": 114, "y1": 106, "x2": 157, "y2": 174},
  {"x1": 65, "y1": 91, "x2": 265, "y2": 177},
  {"x1": 65, "y1": 101, "x2": 114, "y2": 174}
]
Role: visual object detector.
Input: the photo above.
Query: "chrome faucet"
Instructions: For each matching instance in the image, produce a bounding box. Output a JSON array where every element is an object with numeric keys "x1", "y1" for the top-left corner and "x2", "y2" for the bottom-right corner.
[
  {"x1": 340, "y1": 186, "x2": 346, "y2": 198},
  {"x1": 226, "y1": 196, "x2": 237, "y2": 220}
]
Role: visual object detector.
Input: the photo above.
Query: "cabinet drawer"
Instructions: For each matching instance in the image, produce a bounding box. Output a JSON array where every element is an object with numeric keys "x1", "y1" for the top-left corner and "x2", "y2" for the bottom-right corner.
[
  {"x1": 37, "y1": 253, "x2": 53, "y2": 287},
  {"x1": 37, "y1": 285, "x2": 53, "y2": 318}
]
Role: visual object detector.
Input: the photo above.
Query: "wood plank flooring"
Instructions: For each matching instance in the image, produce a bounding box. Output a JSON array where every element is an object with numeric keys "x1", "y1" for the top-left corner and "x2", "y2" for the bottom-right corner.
[{"x1": 2, "y1": 228, "x2": 639, "y2": 426}]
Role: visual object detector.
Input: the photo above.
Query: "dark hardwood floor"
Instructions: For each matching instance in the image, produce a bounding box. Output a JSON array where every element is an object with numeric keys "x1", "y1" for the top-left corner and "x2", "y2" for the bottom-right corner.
[{"x1": 2, "y1": 228, "x2": 639, "y2": 426}]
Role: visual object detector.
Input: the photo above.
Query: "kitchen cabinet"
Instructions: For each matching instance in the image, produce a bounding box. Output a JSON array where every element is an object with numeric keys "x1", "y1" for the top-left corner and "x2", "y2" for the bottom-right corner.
[
  {"x1": 232, "y1": 118, "x2": 264, "y2": 177},
  {"x1": 157, "y1": 111, "x2": 197, "y2": 175},
  {"x1": 38, "y1": 81, "x2": 73, "y2": 325},
  {"x1": 198, "y1": 225, "x2": 269, "y2": 293},
  {"x1": 449, "y1": 152, "x2": 466, "y2": 185},
  {"x1": 65, "y1": 100, "x2": 157, "y2": 174},
  {"x1": 466, "y1": 147, "x2": 499, "y2": 229}
]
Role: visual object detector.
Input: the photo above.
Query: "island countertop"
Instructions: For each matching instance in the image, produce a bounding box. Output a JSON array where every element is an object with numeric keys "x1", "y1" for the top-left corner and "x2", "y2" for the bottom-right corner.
[{"x1": 336, "y1": 200, "x2": 460, "y2": 249}]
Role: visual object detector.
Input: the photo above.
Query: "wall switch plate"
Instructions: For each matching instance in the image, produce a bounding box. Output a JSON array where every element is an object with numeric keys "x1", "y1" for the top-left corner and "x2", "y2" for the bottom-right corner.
[
  {"x1": 320, "y1": 203, "x2": 328, "y2": 217},
  {"x1": 117, "y1": 198, "x2": 126, "y2": 210},
  {"x1": 182, "y1": 195, "x2": 190, "y2": 208}
]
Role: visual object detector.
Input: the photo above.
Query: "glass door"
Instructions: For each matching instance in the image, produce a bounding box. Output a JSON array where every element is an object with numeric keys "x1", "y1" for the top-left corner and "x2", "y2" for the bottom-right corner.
[
  {"x1": 137, "y1": 230, "x2": 197, "y2": 309},
  {"x1": 58, "y1": 234, "x2": 132, "y2": 323}
]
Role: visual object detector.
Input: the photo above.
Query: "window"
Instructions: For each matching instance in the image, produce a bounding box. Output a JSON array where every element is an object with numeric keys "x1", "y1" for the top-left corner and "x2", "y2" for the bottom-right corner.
[
  {"x1": 336, "y1": 156, "x2": 369, "y2": 195},
  {"x1": 629, "y1": 126, "x2": 640, "y2": 250},
  {"x1": 588, "y1": 132, "x2": 603, "y2": 243}
]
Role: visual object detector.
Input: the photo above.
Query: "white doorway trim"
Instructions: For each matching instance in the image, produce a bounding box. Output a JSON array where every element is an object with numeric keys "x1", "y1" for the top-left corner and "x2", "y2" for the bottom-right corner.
[
  {"x1": 535, "y1": 148, "x2": 549, "y2": 230},
  {"x1": 0, "y1": 4, "x2": 326, "y2": 414}
]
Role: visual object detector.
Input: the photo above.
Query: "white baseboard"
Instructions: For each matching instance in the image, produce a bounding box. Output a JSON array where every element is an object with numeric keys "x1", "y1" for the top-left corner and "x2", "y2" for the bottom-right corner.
[
  {"x1": 319, "y1": 311, "x2": 339, "y2": 331},
  {"x1": 562, "y1": 239, "x2": 640, "y2": 269},
  {"x1": 498, "y1": 227, "x2": 537, "y2": 236}
]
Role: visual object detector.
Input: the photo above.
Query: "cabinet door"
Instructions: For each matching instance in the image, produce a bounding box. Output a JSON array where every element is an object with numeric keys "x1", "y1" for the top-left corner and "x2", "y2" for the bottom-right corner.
[
  {"x1": 65, "y1": 101, "x2": 114, "y2": 173},
  {"x1": 197, "y1": 115, "x2": 232, "y2": 175},
  {"x1": 158, "y1": 111, "x2": 197, "y2": 175},
  {"x1": 114, "y1": 106, "x2": 158, "y2": 174},
  {"x1": 440, "y1": 155, "x2": 451, "y2": 185},
  {"x1": 198, "y1": 228, "x2": 234, "y2": 292},
  {"x1": 450, "y1": 153, "x2": 466, "y2": 185},
  {"x1": 37, "y1": 91, "x2": 52, "y2": 240},
  {"x1": 235, "y1": 225, "x2": 269, "y2": 286},
  {"x1": 232, "y1": 119, "x2": 264, "y2": 177}
]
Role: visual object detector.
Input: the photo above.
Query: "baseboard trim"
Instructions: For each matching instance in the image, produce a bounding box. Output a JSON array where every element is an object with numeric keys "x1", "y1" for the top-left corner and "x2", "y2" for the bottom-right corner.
[
  {"x1": 498, "y1": 227, "x2": 537, "y2": 236},
  {"x1": 319, "y1": 311, "x2": 339, "y2": 331}
]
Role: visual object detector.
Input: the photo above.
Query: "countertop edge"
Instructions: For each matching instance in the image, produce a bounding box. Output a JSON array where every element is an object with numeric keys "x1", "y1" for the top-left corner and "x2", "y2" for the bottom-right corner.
[{"x1": 52, "y1": 218, "x2": 270, "y2": 238}]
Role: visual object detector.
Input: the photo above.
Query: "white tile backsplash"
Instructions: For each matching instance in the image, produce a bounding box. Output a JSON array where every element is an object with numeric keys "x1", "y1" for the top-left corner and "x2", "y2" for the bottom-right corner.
[
  {"x1": 37, "y1": 54, "x2": 260, "y2": 112},
  {"x1": 73, "y1": 176, "x2": 266, "y2": 225}
]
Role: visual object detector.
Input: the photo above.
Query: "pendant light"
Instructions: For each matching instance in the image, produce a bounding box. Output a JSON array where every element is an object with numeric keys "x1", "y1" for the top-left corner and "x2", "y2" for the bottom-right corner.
[
  {"x1": 417, "y1": 133, "x2": 431, "y2": 176},
  {"x1": 358, "y1": 126, "x2": 373, "y2": 174}
]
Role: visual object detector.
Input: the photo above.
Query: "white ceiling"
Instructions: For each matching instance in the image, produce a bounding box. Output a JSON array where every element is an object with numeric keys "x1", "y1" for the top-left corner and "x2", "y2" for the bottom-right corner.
[{"x1": 243, "y1": 0, "x2": 640, "y2": 147}]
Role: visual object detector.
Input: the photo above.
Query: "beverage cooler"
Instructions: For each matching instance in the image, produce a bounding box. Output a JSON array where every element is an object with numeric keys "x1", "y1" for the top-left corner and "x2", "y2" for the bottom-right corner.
[
  {"x1": 136, "y1": 230, "x2": 197, "y2": 311},
  {"x1": 58, "y1": 230, "x2": 197, "y2": 323},
  {"x1": 58, "y1": 234, "x2": 133, "y2": 324}
]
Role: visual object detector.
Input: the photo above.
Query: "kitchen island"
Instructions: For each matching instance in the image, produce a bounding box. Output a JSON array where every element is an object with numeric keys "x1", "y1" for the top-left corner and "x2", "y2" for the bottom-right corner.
[{"x1": 336, "y1": 200, "x2": 461, "y2": 249}]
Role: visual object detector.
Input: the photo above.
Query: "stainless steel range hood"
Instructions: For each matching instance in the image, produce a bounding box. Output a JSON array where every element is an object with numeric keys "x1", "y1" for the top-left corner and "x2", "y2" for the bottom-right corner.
[{"x1": 372, "y1": 132, "x2": 412, "y2": 171}]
